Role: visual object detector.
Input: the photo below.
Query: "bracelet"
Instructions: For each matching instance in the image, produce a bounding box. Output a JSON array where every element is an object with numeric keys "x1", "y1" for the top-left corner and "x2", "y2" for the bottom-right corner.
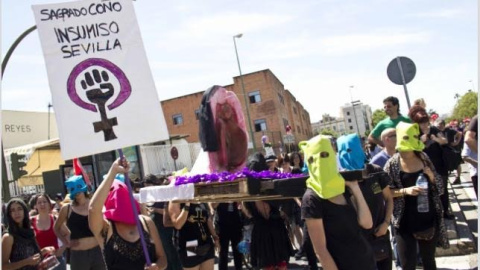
[{"x1": 183, "y1": 205, "x2": 190, "y2": 211}]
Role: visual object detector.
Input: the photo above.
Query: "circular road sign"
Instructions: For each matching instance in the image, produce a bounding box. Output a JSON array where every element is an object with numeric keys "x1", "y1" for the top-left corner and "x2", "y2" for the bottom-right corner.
[
  {"x1": 387, "y1": 56, "x2": 416, "y2": 85},
  {"x1": 170, "y1": 147, "x2": 178, "y2": 160}
]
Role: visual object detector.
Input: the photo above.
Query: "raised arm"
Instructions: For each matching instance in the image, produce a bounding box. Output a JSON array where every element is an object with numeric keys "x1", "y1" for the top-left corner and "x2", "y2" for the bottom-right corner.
[
  {"x1": 168, "y1": 202, "x2": 190, "y2": 230},
  {"x1": 89, "y1": 158, "x2": 129, "y2": 240}
]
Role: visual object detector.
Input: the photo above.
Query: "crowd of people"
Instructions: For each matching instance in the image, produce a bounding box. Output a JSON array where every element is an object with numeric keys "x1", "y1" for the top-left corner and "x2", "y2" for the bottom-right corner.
[{"x1": 1, "y1": 96, "x2": 477, "y2": 270}]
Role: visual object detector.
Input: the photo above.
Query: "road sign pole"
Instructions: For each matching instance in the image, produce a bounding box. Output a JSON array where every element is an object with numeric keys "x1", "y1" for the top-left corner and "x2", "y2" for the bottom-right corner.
[{"x1": 396, "y1": 57, "x2": 412, "y2": 109}]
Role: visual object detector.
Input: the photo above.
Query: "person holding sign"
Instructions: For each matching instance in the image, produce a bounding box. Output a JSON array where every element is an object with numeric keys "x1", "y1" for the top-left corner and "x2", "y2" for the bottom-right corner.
[{"x1": 89, "y1": 158, "x2": 167, "y2": 270}]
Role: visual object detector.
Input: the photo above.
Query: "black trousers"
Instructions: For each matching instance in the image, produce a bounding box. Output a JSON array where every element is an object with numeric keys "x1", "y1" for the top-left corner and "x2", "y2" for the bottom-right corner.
[
  {"x1": 440, "y1": 175, "x2": 450, "y2": 214},
  {"x1": 218, "y1": 224, "x2": 243, "y2": 270},
  {"x1": 395, "y1": 228, "x2": 437, "y2": 270}
]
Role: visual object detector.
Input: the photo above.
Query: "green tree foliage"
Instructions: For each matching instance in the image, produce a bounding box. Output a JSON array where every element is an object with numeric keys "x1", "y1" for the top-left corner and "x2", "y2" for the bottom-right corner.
[
  {"x1": 450, "y1": 91, "x2": 478, "y2": 121},
  {"x1": 371, "y1": 109, "x2": 387, "y2": 127},
  {"x1": 320, "y1": 128, "x2": 339, "y2": 138}
]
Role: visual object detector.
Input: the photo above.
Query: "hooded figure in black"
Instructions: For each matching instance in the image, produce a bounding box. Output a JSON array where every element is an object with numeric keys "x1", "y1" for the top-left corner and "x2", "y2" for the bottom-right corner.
[{"x1": 241, "y1": 152, "x2": 292, "y2": 270}]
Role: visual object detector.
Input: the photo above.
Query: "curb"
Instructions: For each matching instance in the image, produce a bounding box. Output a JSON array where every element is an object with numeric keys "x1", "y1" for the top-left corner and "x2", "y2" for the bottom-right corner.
[{"x1": 436, "y1": 173, "x2": 477, "y2": 257}]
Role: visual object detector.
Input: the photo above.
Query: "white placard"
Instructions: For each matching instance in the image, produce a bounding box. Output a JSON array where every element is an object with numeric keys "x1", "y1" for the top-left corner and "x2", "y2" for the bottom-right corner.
[{"x1": 32, "y1": 0, "x2": 168, "y2": 160}]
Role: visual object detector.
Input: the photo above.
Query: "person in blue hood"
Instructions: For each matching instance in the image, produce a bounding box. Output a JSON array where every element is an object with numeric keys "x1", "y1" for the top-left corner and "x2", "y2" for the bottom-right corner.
[{"x1": 337, "y1": 133, "x2": 394, "y2": 270}]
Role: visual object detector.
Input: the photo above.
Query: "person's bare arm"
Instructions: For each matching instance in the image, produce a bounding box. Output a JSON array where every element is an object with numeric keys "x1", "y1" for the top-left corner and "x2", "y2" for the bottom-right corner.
[
  {"x1": 451, "y1": 130, "x2": 463, "y2": 146},
  {"x1": 145, "y1": 216, "x2": 167, "y2": 270},
  {"x1": 465, "y1": 130, "x2": 477, "y2": 154},
  {"x1": 368, "y1": 134, "x2": 384, "y2": 148},
  {"x1": 89, "y1": 158, "x2": 128, "y2": 242},
  {"x1": 374, "y1": 186, "x2": 393, "y2": 237},
  {"x1": 305, "y1": 219, "x2": 338, "y2": 270},
  {"x1": 169, "y1": 202, "x2": 190, "y2": 230},
  {"x1": 54, "y1": 204, "x2": 71, "y2": 247},
  {"x1": 2, "y1": 234, "x2": 41, "y2": 270},
  {"x1": 346, "y1": 181, "x2": 372, "y2": 229}
]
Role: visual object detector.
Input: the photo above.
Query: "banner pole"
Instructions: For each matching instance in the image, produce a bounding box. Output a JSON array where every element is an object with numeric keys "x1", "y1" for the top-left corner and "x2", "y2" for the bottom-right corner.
[{"x1": 117, "y1": 149, "x2": 152, "y2": 266}]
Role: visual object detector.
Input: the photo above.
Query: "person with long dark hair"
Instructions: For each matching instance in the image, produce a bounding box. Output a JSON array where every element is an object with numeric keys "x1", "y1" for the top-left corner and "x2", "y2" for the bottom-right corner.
[
  {"x1": 2, "y1": 198, "x2": 55, "y2": 270},
  {"x1": 384, "y1": 122, "x2": 449, "y2": 270},
  {"x1": 408, "y1": 105, "x2": 454, "y2": 220}
]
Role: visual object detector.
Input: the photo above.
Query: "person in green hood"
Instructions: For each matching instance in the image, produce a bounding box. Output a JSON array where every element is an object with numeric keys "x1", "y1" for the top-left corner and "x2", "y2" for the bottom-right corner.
[
  {"x1": 384, "y1": 122, "x2": 449, "y2": 270},
  {"x1": 299, "y1": 135, "x2": 375, "y2": 270}
]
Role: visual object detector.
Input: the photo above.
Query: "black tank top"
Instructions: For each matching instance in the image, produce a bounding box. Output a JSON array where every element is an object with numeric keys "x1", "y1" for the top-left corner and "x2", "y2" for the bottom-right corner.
[
  {"x1": 175, "y1": 203, "x2": 213, "y2": 250},
  {"x1": 10, "y1": 234, "x2": 40, "y2": 270},
  {"x1": 67, "y1": 206, "x2": 94, "y2": 239},
  {"x1": 103, "y1": 219, "x2": 157, "y2": 270}
]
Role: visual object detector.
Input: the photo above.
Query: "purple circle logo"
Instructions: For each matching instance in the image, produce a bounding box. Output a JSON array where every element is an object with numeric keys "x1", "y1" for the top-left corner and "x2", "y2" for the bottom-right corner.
[
  {"x1": 67, "y1": 58, "x2": 131, "y2": 112},
  {"x1": 66, "y1": 58, "x2": 131, "y2": 141}
]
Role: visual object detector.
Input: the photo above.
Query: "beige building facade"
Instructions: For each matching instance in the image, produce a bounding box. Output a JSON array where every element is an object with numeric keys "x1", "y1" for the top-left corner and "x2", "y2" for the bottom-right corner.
[{"x1": 2, "y1": 110, "x2": 58, "y2": 149}]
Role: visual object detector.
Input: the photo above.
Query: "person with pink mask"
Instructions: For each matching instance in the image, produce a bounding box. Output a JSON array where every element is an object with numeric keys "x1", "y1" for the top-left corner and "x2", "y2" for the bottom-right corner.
[{"x1": 89, "y1": 158, "x2": 167, "y2": 270}]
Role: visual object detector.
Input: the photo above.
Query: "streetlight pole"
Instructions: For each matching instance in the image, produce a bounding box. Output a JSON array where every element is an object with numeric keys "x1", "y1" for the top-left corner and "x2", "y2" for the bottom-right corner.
[
  {"x1": 349, "y1": 86, "x2": 361, "y2": 135},
  {"x1": 233, "y1": 33, "x2": 257, "y2": 151},
  {"x1": 48, "y1": 103, "x2": 53, "y2": 140}
]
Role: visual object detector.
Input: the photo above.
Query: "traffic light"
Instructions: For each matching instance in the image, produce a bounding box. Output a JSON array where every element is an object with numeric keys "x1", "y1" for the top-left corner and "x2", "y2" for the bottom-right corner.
[{"x1": 10, "y1": 153, "x2": 27, "y2": 180}]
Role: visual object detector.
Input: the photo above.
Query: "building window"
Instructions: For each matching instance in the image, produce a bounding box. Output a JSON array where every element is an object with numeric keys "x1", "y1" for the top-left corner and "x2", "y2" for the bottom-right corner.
[
  {"x1": 249, "y1": 91, "x2": 261, "y2": 104},
  {"x1": 194, "y1": 109, "x2": 200, "y2": 120},
  {"x1": 254, "y1": 119, "x2": 267, "y2": 132},
  {"x1": 278, "y1": 93, "x2": 285, "y2": 105},
  {"x1": 347, "y1": 111, "x2": 350, "y2": 116},
  {"x1": 293, "y1": 107, "x2": 297, "y2": 114},
  {"x1": 172, "y1": 114, "x2": 183, "y2": 125},
  {"x1": 283, "y1": 118, "x2": 289, "y2": 127},
  {"x1": 333, "y1": 126, "x2": 337, "y2": 131},
  {"x1": 348, "y1": 119, "x2": 351, "y2": 123},
  {"x1": 349, "y1": 126, "x2": 353, "y2": 130},
  {"x1": 297, "y1": 125, "x2": 301, "y2": 133}
]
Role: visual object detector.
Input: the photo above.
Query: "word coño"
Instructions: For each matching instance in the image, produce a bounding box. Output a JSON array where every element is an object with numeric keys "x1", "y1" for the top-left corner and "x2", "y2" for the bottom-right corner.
[{"x1": 40, "y1": 1, "x2": 122, "y2": 21}]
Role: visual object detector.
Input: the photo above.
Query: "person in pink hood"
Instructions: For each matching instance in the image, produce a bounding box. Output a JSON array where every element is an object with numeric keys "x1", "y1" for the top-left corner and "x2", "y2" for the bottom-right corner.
[{"x1": 89, "y1": 158, "x2": 167, "y2": 270}]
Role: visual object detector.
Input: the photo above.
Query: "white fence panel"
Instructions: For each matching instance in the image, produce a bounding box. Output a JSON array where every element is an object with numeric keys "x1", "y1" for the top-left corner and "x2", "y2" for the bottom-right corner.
[{"x1": 140, "y1": 143, "x2": 201, "y2": 176}]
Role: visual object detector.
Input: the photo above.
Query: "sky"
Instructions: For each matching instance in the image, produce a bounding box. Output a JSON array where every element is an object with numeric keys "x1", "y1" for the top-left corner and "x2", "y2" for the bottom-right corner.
[{"x1": 2, "y1": 0, "x2": 478, "y2": 123}]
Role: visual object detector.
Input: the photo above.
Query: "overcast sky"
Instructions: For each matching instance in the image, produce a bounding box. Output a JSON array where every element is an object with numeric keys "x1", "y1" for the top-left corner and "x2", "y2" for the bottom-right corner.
[{"x1": 2, "y1": 0, "x2": 478, "y2": 123}]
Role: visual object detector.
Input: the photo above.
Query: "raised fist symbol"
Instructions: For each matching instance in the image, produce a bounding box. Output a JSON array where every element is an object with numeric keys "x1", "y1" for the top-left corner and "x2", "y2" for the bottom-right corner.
[
  {"x1": 80, "y1": 69, "x2": 118, "y2": 141},
  {"x1": 81, "y1": 69, "x2": 114, "y2": 105}
]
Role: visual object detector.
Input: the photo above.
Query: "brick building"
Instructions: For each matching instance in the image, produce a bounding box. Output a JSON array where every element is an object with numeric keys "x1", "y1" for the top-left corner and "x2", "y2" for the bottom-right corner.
[{"x1": 160, "y1": 69, "x2": 312, "y2": 153}]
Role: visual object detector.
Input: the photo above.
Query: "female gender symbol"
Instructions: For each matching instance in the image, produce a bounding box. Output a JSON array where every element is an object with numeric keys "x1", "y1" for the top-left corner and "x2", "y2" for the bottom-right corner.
[{"x1": 67, "y1": 58, "x2": 131, "y2": 141}]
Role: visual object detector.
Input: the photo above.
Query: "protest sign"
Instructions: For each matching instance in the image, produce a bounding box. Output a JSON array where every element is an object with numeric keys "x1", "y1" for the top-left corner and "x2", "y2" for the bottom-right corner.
[{"x1": 32, "y1": 0, "x2": 168, "y2": 160}]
